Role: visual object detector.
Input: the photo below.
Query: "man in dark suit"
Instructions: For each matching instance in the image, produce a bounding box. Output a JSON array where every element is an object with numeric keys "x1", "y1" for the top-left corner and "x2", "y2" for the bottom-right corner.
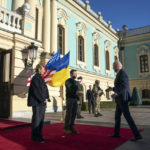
[
  {"x1": 86, "y1": 85, "x2": 94, "y2": 114},
  {"x1": 64, "y1": 69, "x2": 79, "y2": 134},
  {"x1": 106, "y1": 61, "x2": 142, "y2": 142}
]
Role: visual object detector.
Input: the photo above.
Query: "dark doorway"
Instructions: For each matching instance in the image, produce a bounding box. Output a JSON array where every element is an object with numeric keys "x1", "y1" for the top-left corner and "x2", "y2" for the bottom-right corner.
[{"x1": 0, "y1": 49, "x2": 12, "y2": 118}]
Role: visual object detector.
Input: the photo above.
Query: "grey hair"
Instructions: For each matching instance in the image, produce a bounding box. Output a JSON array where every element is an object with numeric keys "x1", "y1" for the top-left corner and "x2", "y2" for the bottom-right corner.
[{"x1": 113, "y1": 60, "x2": 122, "y2": 69}]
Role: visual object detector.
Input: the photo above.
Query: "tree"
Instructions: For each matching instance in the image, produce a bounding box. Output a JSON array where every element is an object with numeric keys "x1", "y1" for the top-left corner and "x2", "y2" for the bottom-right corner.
[{"x1": 130, "y1": 87, "x2": 142, "y2": 106}]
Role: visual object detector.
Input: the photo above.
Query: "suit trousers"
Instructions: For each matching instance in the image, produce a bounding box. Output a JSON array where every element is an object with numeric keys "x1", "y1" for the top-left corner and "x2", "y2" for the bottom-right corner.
[
  {"x1": 31, "y1": 105, "x2": 46, "y2": 140},
  {"x1": 64, "y1": 98, "x2": 77, "y2": 130},
  {"x1": 88, "y1": 100, "x2": 94, "y2": 113},
  {"x1": 114, "y1": 100, "x2": 140, "y2": 137}
]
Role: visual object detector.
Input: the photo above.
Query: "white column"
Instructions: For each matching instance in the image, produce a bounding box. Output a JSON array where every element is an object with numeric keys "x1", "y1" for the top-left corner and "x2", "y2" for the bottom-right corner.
[
  {"x1": 4, "y1": 53, "x2": 10, "y2": 82},
  {"x1": 26, "y1": 0, "x2": 36, "y2": 18},
  {"x1": 0, "y1": 0, "x2": 6, "y2": 8},
  {"x1": 51, "y1": 0, "x2": 57, "y2": 53},
  {"x1": 43, "y1": 0, "x2": 51, "y2": 52},
  {"x1": 13, "y1": 0, "x2": 25, "y2": 11},
  {"x1": 38, "y1": 8, "x2": 43, "y2": 41}
]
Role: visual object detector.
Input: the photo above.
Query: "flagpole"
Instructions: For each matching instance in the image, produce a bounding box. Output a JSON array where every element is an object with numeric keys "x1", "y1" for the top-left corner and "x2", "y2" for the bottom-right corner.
[{"x1": 60, "y1": 86, "x2": 64, "y2": 122}]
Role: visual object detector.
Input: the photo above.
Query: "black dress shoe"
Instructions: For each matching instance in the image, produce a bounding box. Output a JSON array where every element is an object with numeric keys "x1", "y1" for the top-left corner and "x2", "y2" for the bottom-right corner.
[
  {"x1": 109, "y1": 134, "x2": 121, "y2": 138},
  {"x1": 41, "y1": 137, "x2": 45, "y2": 141},
  {"x1": 39, "y1": 138, "x2": 45, "y2": 143},
  {"x1": 64, "y1": 129, "x2": 72, "y2": 134},
  {"x1": 32, "y1": 138, "x2": 45, "y2": 143},
  {"x1": 130, "y1": 136, "x2": 143, "y2": 142},
  {"x1": 98, "y1": 113, "x2": 103, "y2": 116},
  {"x1": 71, "y1": 128, "x2": 79, "y2": 134},
  {"x1": 94, "y1": 114, "x2": 99, "y2": 117}
]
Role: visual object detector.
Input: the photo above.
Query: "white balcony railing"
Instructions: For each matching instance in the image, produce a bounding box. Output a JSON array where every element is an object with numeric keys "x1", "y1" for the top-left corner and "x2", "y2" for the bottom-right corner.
[{"x1": 0, "y1": 6, "x2": 22, "y2": 33}]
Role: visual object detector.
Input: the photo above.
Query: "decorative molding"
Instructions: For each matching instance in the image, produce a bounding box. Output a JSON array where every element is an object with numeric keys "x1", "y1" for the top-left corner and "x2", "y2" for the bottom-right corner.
[
  {"x1": 137, "y1": 44, "x2": 150, "y2": 52},
  {"x1": 104, "y1": 40, "x2": 111, "y2": 47},
  {"x1": 57, "y1": 8, "x2": 69, "y2": 22},
  {"x1": 76, "y1": 22, "x2": 87, "y2": 68},
  {"x1": 76, "y1": 22, "x2": 87, "y2": 33},
  {"x1": 92, "y1": 32, "x2": 101, "y2": 72},
  {"x1": 93, "y1": 65, "x2": 100, "y2": 72},
  {"x1": 114, "y1": 46, "x2": 119, "y2": 60},
  {"x1": 57, "y1": 8, "x2": 69, "y2": 55},
  {"x1": 92, "y1": 32, "x2": 101, "y2": 41}
]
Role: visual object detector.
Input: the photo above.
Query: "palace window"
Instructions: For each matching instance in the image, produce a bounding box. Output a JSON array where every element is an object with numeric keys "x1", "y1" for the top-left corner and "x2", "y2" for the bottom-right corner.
[
  {"x1": 105, "y1": 51, "x2": 110, "y2": 70},
  {"x1": 142, "y1": 89, "x2": 150, "y2": 99},
  {"x1": 140, "y1": 55, "x2": 149, "y2": 73},
  {"x1": 57, "y1": 25, "x2": 65, "y2": 55},
  {"x1": 78, "y1": 36, "x2": 84, "y2": 62},
  {"x1": 94, "y1": 44, "x2": 99, "y2": 66}
]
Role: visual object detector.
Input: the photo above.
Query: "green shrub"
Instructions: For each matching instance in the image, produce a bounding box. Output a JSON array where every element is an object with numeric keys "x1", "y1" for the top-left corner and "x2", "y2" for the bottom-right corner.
[
  {"x1": 81, "y1": 101, "x2": 116, "y2": 111},
  {"x1": 142, "y1": 101, "x2": 150, "y2": 105}
]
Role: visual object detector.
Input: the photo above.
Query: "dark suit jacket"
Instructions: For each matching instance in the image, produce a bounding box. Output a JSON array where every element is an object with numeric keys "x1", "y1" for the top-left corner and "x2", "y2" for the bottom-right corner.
[
  {"x1": 113, "y1": 69, "x2": 132, "y2": 102},
  {"x1": 27, "y1": 73, "x2": 50, "y2": 106},
  {"x1": 65, "y1": 78, "x2": 79, "y2": 100},
  {"x1": 86, "y1": 89, "x2": 94, "y2": 101}
]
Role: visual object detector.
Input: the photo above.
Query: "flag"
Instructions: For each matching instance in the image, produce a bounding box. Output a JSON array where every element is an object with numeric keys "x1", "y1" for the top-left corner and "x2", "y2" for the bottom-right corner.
[
  {"x1": 26, "y1": 73, "x2": 35, "y2": 87},
  {"x1": 42, "y1": 50, "x2": 60, "y2": 79},
  {"x1": 47, "y1": 52, "x2": 70, "y2": 87},
  {"x1": 27, "y1": 50, "x2": 60, "y2": 87}
]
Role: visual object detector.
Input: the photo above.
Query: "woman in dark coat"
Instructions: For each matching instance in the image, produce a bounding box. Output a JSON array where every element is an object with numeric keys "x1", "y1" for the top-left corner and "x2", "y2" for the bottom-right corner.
[{"x1": 28, "y1": 64, "x2": 50, "y2": 143}]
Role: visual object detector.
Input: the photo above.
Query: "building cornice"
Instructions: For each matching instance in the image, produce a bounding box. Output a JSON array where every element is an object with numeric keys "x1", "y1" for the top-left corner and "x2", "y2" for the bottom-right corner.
[
  {"x1": 59, "y1": 0, "x2": 118, "y2": 41},
  {"x1": 125, "y1": 32, "x2": 150, "y2": 42}
]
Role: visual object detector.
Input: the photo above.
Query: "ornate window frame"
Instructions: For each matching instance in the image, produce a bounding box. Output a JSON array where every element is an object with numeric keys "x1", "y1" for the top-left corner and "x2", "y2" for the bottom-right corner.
[
  {"x1": 114, "y1": 46, "x2": 119, "y2": 61},
  {"x1": 92, "y1": 32, "x2": 101, "y2": 72},
  {"x1": 104, "y1": 40, "x2": 111, "y2": 75},
  {"x1": 57, "y1": 8, "x2": 68, "y2": 56},
  {"x1": 137, "y1": 45, "x2": 150, "y2": 76},
  {"x1": 76, "y1": 22, "x2": 87, "y2": 69},
  {"x1": 57, "y1": 25, "x2": 65, "y2": 55}
]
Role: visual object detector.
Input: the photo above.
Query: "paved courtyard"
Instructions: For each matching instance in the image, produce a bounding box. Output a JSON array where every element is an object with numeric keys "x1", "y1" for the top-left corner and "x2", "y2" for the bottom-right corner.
[{"x1": 13, "y1": 106, "x2": 150, "y2": 150}]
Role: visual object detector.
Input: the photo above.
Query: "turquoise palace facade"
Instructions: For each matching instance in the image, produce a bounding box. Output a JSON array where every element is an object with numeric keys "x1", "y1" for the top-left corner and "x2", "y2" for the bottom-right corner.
[
  {"x1": 119, "y1": 26, "x2": 150, "y2": 101},
  {"x1": 0, "y1": 0, "x2": 118, "y2": 118}
]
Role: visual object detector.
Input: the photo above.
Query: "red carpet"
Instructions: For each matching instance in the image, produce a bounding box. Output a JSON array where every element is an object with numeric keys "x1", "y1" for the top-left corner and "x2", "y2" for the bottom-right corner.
[
  {"x1": 0, "y1": 119, "x2": 30, "y2": 130},
  {"x1": 0, "y1": 123, "x2": 134, "y2": 150}
]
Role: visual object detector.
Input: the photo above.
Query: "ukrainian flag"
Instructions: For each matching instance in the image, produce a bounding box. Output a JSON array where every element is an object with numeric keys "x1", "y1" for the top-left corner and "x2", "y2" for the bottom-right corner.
[{"x1": 48, "y1": 52, "x2": 70, "y2": 87}]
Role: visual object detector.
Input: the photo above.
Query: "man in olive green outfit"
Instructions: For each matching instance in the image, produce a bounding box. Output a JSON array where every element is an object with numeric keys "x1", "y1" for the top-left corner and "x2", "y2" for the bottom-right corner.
[
  {"x1": 76, "y1": 76, "x2": 84, "y2": 119},
  {"x1": 92, "y1": 80, "x2": 104, "y2": 117}
]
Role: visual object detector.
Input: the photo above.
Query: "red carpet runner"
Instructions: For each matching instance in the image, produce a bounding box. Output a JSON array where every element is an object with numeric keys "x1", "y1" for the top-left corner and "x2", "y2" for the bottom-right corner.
[
  {"x1": 0, "y1": 123, "x2": 133, "y2": 150},
  {"x1": 0, "y1": 119, "x2": 30, "y2": 130}
]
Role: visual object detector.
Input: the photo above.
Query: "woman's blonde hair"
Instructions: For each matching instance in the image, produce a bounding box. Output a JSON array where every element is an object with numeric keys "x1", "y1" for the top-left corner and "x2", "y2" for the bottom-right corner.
[{"x1": 35, "y1": 64, "x2": 44, "y2": 73}]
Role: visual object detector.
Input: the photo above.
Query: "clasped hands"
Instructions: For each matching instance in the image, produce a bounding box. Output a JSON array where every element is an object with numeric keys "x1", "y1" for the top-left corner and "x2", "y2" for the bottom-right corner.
[
  {"x1": 105, "y1": 86, "x2": 117, "y2": 99},
  {"x1": 44, "y1": 99, "x2": 48, "y2": 103}
]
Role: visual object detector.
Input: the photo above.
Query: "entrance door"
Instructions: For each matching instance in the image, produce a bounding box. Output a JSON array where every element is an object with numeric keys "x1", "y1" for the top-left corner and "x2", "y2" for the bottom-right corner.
[{"x1": 0, "y1": 49, "x2": 12, "y2": 118}]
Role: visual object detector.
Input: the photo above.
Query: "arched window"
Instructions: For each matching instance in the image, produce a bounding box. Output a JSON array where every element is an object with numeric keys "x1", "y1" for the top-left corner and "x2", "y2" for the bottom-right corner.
[
  {"x1": 94, "y1": 44, "x2": 99, "y2": 66},
  {"x1": 140, "y1": 55, "x2": 149, "y2": 73},
  {"x1": 57, "y1": 25, "x2": 65, "y2": 55},
  {"x1": 78, "y1": 36, "x2": 84, "y2": 62},
  {"x1": 105, "y1": 51, "x2": 110, "y2": 70}
]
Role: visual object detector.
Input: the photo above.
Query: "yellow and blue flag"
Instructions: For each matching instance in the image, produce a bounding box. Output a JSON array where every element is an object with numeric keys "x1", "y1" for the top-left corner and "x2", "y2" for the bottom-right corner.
[{"x1": 46, "y1": 52, "x2": 70, "y2": 87}]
